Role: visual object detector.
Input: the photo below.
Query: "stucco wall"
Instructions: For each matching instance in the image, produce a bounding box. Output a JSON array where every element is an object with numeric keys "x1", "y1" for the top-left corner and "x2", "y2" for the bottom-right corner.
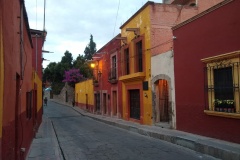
[
  {"x1": 75, "y1": 80, "x2": 94, "y2": 110},
  {"x1": 149, "y1": 4, "x2": 199, "y2": 56},
  {"x1": 120, "y1": 5, "x2": 152, "y2": 125},
  {"x1": 32, "y1": 35, "x2": 44, "y2": 79},
  {"x1": 95, "y1": 35, "x2": 122, "y2": 117},
  {"x1": 33, "y1": 72, "x2": 43, "y2": 112},
  {"x1": 1, "y1": 1, "x2": 35, "y2": 159},
  {"x1": 53, "y1": 83, "x2": 75, "y2": 106},
  {"x1": 173, "y1": 0, "x2": 240, "y2": 143},
  {"x1": 151, "y1": 50, "x2": 176, "y2": 128}
]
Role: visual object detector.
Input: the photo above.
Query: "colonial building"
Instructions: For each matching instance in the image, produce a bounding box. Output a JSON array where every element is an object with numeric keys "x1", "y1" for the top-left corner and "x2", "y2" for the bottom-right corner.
[
  {"x1": 119, "y1": 2, "x2": 153, "y2": 125},
  {"x1": 31, "y1": 29, "x2": 47, "y2": 135},
  {"x1": 0, "y1": 1, "x2": 45, "y2": 159},
  {"x1": 150, "y1": 0, "x2": 223, "y2": 128},
  {"x1": 173, "y1": 0, "x2": 240, "y2": 143},
  {"x1": 118, "y1": 0, "x2": 217, "y2": 126},
  {"x1": 91, "y1": 34, "x2": 122, "y2": 118}
]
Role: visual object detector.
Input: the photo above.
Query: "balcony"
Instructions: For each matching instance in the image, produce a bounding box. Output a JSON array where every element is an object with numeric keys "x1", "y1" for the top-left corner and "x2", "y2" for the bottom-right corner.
[{"x1": 119, "y1": 72, "x2": 145, "y2": 83}]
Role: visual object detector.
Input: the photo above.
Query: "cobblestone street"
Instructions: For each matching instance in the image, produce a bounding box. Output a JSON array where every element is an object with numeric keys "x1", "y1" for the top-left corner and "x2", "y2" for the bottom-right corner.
[{"x1": 28, "y1": 101, "x2": 219, "y2": 160}]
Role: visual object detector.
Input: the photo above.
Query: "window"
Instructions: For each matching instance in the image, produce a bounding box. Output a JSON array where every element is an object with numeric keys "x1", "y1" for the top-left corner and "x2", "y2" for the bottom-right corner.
[
  {"x1": 214, "y1": 67, "x2": 234, "y2": 103},
  {"x1": 136, "y1": 41, "x2": 143, "y2": 72},
  {"x1": 203, "y1": 52, "x2": 240, "y2": 117},
  {"x1": 124, "y1": 48, "x2": 130, "y2": 75},
  {"x1": 111, "y1": 55, "x2": 117, "y2": 79}
]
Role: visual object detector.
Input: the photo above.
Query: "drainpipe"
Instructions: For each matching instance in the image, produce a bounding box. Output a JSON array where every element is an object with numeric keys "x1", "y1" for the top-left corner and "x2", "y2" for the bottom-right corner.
[{"x1": 20, "y1": 3, "x2": 24, "y2": 80}]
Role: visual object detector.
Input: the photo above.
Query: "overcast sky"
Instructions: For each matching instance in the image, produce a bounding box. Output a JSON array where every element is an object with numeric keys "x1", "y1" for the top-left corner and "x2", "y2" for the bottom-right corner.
[{"x1": 25, "y1": 0, "x2": 162, "y2": 68}]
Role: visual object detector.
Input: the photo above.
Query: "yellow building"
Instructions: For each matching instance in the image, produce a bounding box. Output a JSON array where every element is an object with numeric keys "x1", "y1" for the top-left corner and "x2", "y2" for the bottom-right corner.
[
  {"x1": 32, "y1": 71, "x2": 43, "y2": 118},
  {"x1": 75, "y1": 79, "x2": 94, "y2": 112},
  {"x1": 119, "y1": 2, "x2": 152, "y2": 125}
]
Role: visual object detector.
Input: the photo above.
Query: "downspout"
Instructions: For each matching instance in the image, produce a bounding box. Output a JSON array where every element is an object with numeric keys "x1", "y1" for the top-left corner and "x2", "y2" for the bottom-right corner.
[{"x1": 20, "y1": 3, "x2": 24, "y2": 80}]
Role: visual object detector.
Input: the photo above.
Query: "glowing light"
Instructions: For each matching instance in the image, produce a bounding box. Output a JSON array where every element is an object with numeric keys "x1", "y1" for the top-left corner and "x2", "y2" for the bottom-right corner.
[{"x1": 90, "y1": 63, "x2": 96, "y2": 68}]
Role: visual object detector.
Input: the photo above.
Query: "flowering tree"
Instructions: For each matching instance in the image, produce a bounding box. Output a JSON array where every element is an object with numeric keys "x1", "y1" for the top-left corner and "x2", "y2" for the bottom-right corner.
[{"x1": 62, "y1": 68, "x2": 84, "y2": 87}]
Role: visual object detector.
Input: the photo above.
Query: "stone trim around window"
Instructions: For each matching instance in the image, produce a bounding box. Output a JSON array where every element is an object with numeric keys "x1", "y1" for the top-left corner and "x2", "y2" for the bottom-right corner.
[{"x1": 201, "y1": 50, "x2": 240, "y2": 118}]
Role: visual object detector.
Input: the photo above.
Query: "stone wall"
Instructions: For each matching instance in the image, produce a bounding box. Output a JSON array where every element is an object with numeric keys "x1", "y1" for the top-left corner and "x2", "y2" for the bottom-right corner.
[{"x1": 53, "y1": 83, "x2": 75, "y2": 106}]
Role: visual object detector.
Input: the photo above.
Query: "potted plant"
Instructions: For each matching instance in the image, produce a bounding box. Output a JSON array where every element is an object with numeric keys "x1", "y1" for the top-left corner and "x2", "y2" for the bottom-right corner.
[
  {"x1": 225, "y1": 100, "x2": 234, "y2": 112},
  {"x1": 214, "y1": 99, "x2": 234, "y2": 112},
  {"x1": 214, "y1": 99, "x2": 221, "y2": 111}
]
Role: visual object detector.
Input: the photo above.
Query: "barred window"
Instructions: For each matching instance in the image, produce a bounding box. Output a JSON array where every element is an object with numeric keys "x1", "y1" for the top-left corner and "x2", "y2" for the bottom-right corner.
[
  {"x1": 136, "y1": 41, "x2": 143, "y2": 72},
  {"x1": 124, "y1": 48, "x2": 130, "y2": 75},
  {"x1": 111, "y1": 55, "x2": 117, "y2": 79},
  {"x1": 202, "y1": 52, "x2": 240, "y2": 117}
]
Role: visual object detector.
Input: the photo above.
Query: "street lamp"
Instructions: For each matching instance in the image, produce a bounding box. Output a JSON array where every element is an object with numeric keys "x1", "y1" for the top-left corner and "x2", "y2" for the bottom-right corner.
[{"x1": 90, "y1": 63, "x2": 96, "y2": 68}]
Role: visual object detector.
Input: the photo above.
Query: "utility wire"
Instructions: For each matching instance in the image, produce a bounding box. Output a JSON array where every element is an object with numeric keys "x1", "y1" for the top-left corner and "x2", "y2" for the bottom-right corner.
[
  {"x1": 113, "y1": 0, "x2": 120, "y2": 37},
  {"x1": 97, "y1": 38, "x2": 173, "y2": 65}
]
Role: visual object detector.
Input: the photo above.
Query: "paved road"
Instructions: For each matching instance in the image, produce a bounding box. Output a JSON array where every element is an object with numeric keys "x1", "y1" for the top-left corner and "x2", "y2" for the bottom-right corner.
[{"x1": 45, "y1": 101, "x2": 218, "y2": 160}]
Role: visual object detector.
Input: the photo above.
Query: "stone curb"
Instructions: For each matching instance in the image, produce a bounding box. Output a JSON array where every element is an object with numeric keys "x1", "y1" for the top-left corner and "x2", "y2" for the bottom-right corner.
[
  {"x1": 27, "y1": 115, "x2": 64, "y2": 160},
  {"x1": 51, "y1": 100, "x2": 240, "y2": 160}
]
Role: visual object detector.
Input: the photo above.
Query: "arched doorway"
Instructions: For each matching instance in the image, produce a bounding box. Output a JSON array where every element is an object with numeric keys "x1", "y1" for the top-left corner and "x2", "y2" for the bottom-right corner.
[{"x1": 155, "y1": 79, "x2": 169, "y2": 123}]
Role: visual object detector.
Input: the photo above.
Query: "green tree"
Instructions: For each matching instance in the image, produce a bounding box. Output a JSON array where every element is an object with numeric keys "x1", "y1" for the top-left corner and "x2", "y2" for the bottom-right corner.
[
  {"x1": 84, "y1": 34, "x2": 96, "y2": 60},
  {"x1": 43, "y1": 62, "x2": 57, "y2": 83},
  {"x1": 73, "y1": 54, "x2": 93, "y2": 78},
  {"x1": 61, "y1": 50, "x2": 73, "y2": 69},
  {"x1": 42, "y1": 36, "x2": 97, "y2": 94},
  {"x1": 43, "y1": 62, "x2": 65, "y2": 94}
]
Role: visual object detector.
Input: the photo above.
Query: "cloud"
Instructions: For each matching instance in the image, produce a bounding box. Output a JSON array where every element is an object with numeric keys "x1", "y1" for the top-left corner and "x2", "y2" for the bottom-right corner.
[{"x1": 25, "y1": 0, "x2": 161, "y2": 68}]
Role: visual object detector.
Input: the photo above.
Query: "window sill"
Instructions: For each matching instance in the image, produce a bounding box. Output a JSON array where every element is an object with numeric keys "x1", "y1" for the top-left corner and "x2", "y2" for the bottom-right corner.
[{"x1": 204, "y1": 110, "x2": 240, "y2": 119}]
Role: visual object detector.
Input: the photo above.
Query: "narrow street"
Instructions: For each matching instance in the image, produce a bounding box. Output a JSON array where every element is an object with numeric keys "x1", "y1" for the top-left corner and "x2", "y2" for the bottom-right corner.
[{"x1": 31, "y1": 101, "x2": 218, "y2": 160}]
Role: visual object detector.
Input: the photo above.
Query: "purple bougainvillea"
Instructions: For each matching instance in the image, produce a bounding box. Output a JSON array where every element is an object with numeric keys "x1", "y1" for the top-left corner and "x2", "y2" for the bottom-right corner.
[{"x1": 62, "y1": 68, "x2": 84, "y2": 86}]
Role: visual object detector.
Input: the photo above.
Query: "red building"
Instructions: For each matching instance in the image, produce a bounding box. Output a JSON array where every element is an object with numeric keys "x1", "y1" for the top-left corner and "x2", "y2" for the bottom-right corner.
[
  {"x1": 92, "y1": 34, "x2": 123, "y2": 118},
  {"x1": 31, "y1": 29, "x2": 47, "y2": 79},
  {"x1": 0, "y1": 1, "x2": 45, "y2": 159},
  {"x1": 173, "y1": 0, "x2": 240, "y2": 143},
  {"x1": 30, "y1": 29, "x2": 46, "y2": 137}
]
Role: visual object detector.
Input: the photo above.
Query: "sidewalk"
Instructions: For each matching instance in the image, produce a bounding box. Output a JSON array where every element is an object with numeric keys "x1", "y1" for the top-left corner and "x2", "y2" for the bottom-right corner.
[{"x1": 27, "y1": 114, "x2": 64, "y2": 160}]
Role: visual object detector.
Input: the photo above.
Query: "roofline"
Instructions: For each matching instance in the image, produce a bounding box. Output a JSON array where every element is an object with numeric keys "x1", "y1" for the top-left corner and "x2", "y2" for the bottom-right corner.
[
  {"x1": 120, "y1": 1, "x2": 155, "y2": 29},
  {"x1": 30, "y1": 29, "x2": 47, "y2": 47},
  {"x1": 96, "y1": 33, "x2": 121, "y2": 53},
  {"x1": 172, "y1": 0, "x2": 233, "y2": 30},
  {"x1": 22, "y1": 1, "x2": 33, "y2": 47},
  {"x1": 30, "y1": 29, "x2": 47, "y2": 35}
]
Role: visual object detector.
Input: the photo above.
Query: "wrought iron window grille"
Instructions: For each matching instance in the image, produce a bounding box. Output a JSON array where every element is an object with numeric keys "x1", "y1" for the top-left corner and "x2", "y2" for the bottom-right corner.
[{"x1": 204, "y1": 60, "x2": 240, "y2": 113}]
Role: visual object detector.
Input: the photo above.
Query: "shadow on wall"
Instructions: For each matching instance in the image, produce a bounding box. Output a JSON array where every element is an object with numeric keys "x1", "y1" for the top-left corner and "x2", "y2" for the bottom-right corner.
[{"x1": 52, "y1": 82, "x2": 75, "y2": 106}]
